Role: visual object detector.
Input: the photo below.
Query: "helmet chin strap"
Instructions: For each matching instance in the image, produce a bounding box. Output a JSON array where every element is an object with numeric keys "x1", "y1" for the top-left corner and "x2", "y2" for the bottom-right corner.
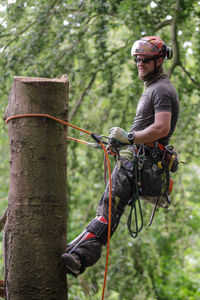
[
  {"x1": 153, "y1": 55, "x2": 164, "y2": 74},
  {"x1": 142, "y1": 63, "x2": 164, "y2": 85},
  {"x1": 153, "y1": 57, "x2": 160, "y2": 74}
]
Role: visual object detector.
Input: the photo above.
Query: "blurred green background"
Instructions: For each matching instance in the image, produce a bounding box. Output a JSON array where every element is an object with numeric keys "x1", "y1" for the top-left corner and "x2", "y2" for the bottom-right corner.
[{"x1": 0, "y1": 0, "x2": 200, "y2": 299}]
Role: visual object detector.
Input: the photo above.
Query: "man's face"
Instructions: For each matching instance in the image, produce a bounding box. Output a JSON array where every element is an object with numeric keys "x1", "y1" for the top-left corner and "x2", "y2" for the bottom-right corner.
[{"x1": 135, "y1": 55, "x2": 163, "y2": 81}]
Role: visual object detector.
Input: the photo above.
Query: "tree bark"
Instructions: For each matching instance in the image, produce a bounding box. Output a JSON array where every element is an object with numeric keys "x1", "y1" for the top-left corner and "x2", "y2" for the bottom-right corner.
[{"x1": 4, "y1": 76, "x2": 68, "y2": 300}]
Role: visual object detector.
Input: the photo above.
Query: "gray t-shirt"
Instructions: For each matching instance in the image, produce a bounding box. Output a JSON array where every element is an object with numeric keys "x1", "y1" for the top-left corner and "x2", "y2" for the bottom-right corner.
[{"x1": 131, "y1": 74, "x2": 179, "y2": 145}]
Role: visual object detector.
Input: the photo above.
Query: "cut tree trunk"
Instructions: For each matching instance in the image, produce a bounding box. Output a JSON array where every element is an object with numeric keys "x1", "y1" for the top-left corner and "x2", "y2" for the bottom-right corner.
[{"x1": 4, "y1": 76, "x2": 68, "y2": 300}]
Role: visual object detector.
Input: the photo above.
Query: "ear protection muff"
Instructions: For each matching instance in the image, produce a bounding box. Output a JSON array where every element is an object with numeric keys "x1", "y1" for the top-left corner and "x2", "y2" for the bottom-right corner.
[
  {"x1": 161, "y1": 44, "x2": 173, "y2": 59},
  {"x1": 166, "y1": 46, "x2": 173, "y2": 59}
]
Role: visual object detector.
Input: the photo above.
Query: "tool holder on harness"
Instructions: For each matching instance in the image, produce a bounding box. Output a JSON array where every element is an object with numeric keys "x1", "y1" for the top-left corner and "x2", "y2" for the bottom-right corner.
[
  {"x1": 127, "y1": 142, "x2": 178, "y2": 238},
  {"x1": 139, "y1": 143, "x2": 170, "y2": 199}
]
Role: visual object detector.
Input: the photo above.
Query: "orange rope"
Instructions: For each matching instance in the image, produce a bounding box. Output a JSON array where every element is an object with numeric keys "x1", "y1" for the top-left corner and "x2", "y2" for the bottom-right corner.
[
  {"x1": 67, "y1": 136, "x2": 89, "y2": 145},
  {"x1": 6, "y1": 114, "x2": 92, "y2": 135},
  {"x1": 100, "y1": 141, "x2": 112, "y2": 300},
  {"x1": 6, "y1": 113, "x2": 112, "y2": 300}
]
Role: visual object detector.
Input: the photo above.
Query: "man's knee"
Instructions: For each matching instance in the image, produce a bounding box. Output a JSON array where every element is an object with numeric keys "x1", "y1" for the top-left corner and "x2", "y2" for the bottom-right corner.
[{"x1": 86, "y1": 216, "x2": 108, "y2": 244}]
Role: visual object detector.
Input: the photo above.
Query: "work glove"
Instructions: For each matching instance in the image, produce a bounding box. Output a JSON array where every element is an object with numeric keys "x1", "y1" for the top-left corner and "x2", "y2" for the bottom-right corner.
[{"x1": 108, "y1": 127, "x2": 130, "y2": 145}]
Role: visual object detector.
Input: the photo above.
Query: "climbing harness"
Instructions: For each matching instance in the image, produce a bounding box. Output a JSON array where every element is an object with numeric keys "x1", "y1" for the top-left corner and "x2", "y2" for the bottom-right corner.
[
  {"x1": 126, "y1": 142, "x2": 179, "y2": 237},
  {"x1": 6, "y1": 113, "x2": 112, "y2": 300}
]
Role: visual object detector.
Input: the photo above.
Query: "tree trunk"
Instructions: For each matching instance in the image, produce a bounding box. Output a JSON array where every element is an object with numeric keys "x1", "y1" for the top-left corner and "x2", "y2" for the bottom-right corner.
[{"x1": 4, "y1": 76, "x2": 68, "y2": 300}]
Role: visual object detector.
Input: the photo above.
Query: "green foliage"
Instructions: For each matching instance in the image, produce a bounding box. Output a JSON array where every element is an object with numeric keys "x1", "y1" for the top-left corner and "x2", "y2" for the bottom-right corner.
[{"x1": 0, "y1": 0, "x2": 199, "y2": 299}]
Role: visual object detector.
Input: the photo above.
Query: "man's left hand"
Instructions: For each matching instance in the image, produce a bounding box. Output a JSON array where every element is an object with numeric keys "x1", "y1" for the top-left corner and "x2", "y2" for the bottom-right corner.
[{"x1": 108, "y1": 127, "x2": 130, "y2": 144}]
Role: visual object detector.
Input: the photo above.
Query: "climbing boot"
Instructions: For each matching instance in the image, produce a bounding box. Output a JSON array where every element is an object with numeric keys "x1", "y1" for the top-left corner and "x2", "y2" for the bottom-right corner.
[{"x1": 61, "y1": 253, "x2": 82, "y2": 277}]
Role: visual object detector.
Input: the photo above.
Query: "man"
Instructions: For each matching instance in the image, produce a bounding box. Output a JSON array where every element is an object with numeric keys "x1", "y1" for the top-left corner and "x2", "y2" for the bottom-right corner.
[{"x1": 61, "y1": 36, "x2": 179, "y2": 277}]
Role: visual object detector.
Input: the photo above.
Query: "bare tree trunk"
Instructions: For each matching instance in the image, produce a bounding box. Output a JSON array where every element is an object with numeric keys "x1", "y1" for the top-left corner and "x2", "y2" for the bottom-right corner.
[{"x1": 4, "y1": 76, "x2": 68, "y2": 300}]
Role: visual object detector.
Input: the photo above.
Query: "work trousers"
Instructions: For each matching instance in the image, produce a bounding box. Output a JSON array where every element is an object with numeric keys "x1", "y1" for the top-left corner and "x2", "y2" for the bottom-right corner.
[{"x1": 67, "y1": 148, "x2": 136, "y2": 273}]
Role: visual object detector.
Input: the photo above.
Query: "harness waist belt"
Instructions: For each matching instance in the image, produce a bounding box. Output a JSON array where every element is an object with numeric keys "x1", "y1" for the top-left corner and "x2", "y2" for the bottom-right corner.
[{"x1": 145, "y1": 142, "x2": 165, "y2": 151}]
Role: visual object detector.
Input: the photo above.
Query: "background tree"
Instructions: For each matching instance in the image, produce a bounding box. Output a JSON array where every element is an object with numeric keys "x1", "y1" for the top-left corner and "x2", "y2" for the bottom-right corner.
[{"x1": 0, "y1": 0, "x2": 199, "y2": 299}]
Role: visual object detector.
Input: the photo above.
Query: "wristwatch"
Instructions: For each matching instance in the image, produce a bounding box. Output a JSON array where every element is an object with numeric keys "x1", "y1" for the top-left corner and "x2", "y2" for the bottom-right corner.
[{"x1": 127, "y1": 131, "x2": 135, "y2": 144}]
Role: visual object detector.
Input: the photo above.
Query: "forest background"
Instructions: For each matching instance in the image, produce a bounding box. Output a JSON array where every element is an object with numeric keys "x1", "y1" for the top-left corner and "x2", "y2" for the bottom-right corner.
[{"x1": 0, "y1": 0, "x2": 200, "y2": 299}]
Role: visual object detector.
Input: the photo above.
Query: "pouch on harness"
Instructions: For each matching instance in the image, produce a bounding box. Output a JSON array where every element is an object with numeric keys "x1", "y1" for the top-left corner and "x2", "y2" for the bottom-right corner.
[
  {"x1": 137, "y1": 143, "x2": 178, "y2": 207},
  {"x1": 140, "y1": 152, "x2": 170, "y2": 196},
  {"x1": 127, "y1": 143, "x2": 179, "y2": 237}
]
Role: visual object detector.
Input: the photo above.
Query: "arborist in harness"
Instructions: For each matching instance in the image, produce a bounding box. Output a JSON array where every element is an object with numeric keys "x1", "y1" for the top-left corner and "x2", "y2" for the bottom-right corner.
[{"x1": 61, "y1": 36, "x2": 179, "y2": 277}]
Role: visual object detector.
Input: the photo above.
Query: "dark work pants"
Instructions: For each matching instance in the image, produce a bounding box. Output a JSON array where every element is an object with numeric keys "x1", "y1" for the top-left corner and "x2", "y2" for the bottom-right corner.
[{"x1": 67, "y1": 151, "x2": 135, "y2": 272}]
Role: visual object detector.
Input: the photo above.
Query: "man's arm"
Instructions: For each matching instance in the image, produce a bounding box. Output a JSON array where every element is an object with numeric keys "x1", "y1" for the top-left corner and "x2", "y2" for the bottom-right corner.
[{"x1": 134, "y1": 111, "x2": 171, "y2": 144}]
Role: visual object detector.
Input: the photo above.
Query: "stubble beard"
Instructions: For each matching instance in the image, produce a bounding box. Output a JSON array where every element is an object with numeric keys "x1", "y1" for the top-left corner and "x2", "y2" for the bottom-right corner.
[{"x1": 138, "y1": 69, "x2": 155, "y2": 82}]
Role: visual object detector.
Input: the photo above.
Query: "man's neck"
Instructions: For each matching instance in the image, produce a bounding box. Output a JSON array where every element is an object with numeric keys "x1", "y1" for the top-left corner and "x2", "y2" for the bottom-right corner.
[{"x1": 143, "y1": 67, "x2": 165, "y2": 87}]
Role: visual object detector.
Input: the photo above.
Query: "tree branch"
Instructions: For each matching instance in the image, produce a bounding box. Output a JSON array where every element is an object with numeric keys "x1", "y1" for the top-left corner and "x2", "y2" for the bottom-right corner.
[
  {"x1": 69, "y1": 45, "x2": 127, "y2": 121},
  {"x1": 65, "y1": 15, "x2": 106, "y2": 54},
  {"x1": 0, "y1": 33, "x2": 13, "y2": 39},
  {"x1": 155, "y1": 19, "x2": 172, "y2": 31},
  {"x1": 179, "y1": 64, "x2": 200, "y2": 89},
  {"x1": 3, "y1": 0, "x2": 62, "y2": 51},
  {"x1": 165, "y1": 0, "x2": 200, "y2": 88},
  {"x1": 37, "y1": 0, "x2": 63, "y2": 38},
  {"x1": 3, "y1": 21, "x2": 36, "y2": 51},
  {"x1": 69, "y1": 72, "x2": 97, "y2": 121},
  {"x1": 167, "y1": 0, "x2": 181, "y2": 78}
]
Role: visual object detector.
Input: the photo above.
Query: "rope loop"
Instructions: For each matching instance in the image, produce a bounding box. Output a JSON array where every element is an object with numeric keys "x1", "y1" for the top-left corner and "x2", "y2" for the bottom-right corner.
[{"x1": 127, "y1": 152, "x2": 144, "y2": 238}]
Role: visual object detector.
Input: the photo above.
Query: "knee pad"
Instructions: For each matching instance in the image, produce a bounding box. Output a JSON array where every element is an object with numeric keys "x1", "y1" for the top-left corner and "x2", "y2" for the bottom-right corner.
[{"x1": 86, "y1": 216, "x2": 108, "y2": 245}]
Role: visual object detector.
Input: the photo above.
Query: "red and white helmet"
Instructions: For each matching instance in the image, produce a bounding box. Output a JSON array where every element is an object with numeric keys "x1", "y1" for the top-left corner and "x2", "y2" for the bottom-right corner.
[{"x1": 131, "y1": 36, "x2": 173, "y2": 59}]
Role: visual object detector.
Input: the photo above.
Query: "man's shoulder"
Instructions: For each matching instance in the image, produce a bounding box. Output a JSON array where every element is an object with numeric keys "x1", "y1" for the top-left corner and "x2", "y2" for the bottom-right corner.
[
  {"x1": 148, "y1": 75, "x2": 176, "y2": 95},
  {"x1": 150, "y1": 75, "x2": 171, "y2": 88}
]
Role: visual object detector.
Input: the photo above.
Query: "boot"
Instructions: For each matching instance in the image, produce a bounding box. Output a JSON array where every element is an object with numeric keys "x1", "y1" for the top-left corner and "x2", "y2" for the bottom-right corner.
[{"x1": 61, "y1": 253, "x2": 82, "y2": 278}]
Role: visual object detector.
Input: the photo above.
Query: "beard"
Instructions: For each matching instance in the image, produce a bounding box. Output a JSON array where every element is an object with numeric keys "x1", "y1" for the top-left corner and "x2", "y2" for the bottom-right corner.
[
  {"x1": 138, "y1": 64, "x2": 164, "y2": 82},
  {"x1": 138, "y1": 69, "x2": 155, "y2": 81}
]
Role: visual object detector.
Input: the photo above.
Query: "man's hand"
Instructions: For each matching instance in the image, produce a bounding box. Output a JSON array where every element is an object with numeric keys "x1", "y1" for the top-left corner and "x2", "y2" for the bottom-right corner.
[{"x1": 108, "y1": 127, "x2": 130, "y2": 144}]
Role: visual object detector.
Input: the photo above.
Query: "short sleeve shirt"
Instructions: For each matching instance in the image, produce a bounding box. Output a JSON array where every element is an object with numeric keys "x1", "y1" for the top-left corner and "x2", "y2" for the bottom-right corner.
[{"x1": 131, "y1": 75, "x2": 179, "y2": 145}]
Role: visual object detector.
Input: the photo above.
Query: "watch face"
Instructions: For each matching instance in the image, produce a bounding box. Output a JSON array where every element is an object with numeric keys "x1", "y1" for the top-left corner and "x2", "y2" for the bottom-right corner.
[
  {"x1": 127, "y1": 133, "x2": 133, "y2": 139},
  {"x1": 127, "y1": 132, "x2": 135, "y2": 143}
]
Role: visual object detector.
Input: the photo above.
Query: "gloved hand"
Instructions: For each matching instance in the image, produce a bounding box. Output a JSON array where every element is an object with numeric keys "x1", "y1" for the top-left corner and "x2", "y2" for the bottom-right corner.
[{"x1": 108, "y1": 127, "x2": 130, "y2": 145}]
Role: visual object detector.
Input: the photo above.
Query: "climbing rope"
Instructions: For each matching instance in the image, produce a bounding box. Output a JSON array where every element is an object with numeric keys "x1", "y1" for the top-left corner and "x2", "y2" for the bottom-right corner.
[
  {"x1": 67, "y1": 136, "x2": 102, "y2": 148},
  {"x1": 6, "y1": 113, "x2": 112, "y2": 300},
  {"x1": 127, "y1": 153, "x2": 143, "y2": 239}
]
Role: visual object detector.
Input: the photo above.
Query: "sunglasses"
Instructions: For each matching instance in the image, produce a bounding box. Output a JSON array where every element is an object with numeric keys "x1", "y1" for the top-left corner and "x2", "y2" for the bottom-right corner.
[{"x1": 134, "y1": 57, "x2": 154, "y2": 64}]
